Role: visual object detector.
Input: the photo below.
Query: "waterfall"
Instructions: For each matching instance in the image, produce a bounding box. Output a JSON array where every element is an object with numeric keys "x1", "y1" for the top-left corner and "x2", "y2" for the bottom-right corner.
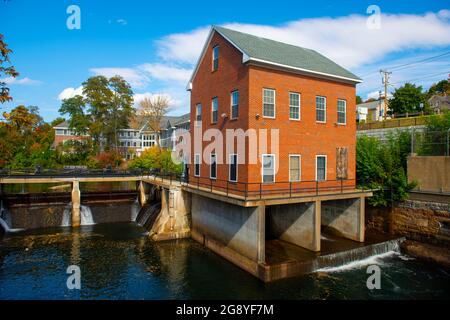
[
  {"x1": 135, "y1": 202, "x2": 161, "y2": 229},
  {"x1": 61, "y1": 203, "x2": 95, "y2": 226},
  {"x1": 131, "y1": 198, "x2": 140, "y2": 222},
  {"x1": 0, "y1": 201, "x2": 23, "y2": 233},
  {"x1": 316, "y1": 238, "x2": 404, "y2": 273},
  {"x1": 62, "y1": 204, "x2": 71, "y2": 227},
  {"x1": 80, "y1": 206, "x2": 94, "y2": 225}
]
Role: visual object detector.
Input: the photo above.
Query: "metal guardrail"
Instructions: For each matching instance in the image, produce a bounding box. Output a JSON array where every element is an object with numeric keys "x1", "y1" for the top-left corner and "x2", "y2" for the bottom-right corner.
[
  {"x1": 0, "y1": 168, "x2": 181, "y2": 179},
  {"x1": 0, "y1": 168, "x2": 370, "y2": 201},
  {"x1": 184, "y1": 175, "x2": 369, "y2": 201}
]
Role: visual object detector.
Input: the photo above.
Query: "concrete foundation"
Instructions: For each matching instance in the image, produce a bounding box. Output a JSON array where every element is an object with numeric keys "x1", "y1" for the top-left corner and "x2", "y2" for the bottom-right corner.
[
  {"x1": 267, "y1": 201, "x2": 321, "y2": 252},
  {"x1": 191, "y1": 194, "x2": 265, "y2": 276},
  {"x1": 321, "y1": 197, "x2": 365, "y2": 242},
  {"x1": 149, "y1": 187, "x2": 191, "y2": 241}
]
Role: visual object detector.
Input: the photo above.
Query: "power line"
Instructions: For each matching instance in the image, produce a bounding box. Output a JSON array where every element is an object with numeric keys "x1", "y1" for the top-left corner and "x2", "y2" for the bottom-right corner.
[
  {"x1": 390, "y1": 71, "x2": 450, "y2": 85},
  {"x1": 362, "y1": 71, "x2": 449, "y2": 95},
  {"x1": 388, "y1": 51, "x2": 450, "y2": 72},
  {"x1": 359, "y1": 51, "x2": 450, "y2": 78}
]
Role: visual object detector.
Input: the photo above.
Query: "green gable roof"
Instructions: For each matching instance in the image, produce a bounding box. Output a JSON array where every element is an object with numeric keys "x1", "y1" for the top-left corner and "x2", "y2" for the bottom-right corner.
[{"x1": 213, "y1": 26, "x2": 361, "y2": 82}]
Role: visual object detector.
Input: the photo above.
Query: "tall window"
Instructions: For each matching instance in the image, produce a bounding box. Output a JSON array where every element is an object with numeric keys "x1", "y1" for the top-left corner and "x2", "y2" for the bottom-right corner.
[
  {"x1": 316, "y1": 96, "x2": 326, "y2": 122},
  {"x1": 196, "y1": 104, "x2": 202, "y2": 122},
  {"x1": 229, "y1": 154, "x2": 238, "y2": 182},
  {"x1": 194, "y1": 154, "x2": 201, "y2": 177},
  {"x1": 263, "y1": 89, "x2": 275, "y2": 118},
  {"x1": 211, "y1": 97, "x2": 218, "y2": 123},
  {"x1": 289, "y1": 93, "x2": 300, "y2": 120},
  {"x1": 212, "y1": 46, "x2": 219, "y2": 71},
  {"x1": 289, "y1": 155, "x2": 301, "y2": 182},
  {"x1": 210, "y1": 153, "x2": 217, "y2": 179},
  {"x1": 316, "y1": 155, "x2": 327, "y2": 181},
  {"x1": 231, "y1": 91, "x2": 239, "y2": 119},
  {"x1": 262, "y1": 154, "x2": 275, "y2": 183},
  {"x1": 337, "y1": 99, "x2": 347, "y2": 124}
]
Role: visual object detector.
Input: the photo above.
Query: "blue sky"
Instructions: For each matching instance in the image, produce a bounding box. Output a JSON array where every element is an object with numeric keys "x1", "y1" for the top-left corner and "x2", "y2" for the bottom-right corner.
[{"x1": 1, "y1": 0, "x2": 450, "y2": 121}]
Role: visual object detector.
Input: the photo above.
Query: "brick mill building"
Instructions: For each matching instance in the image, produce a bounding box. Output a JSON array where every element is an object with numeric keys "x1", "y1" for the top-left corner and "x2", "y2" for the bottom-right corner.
[{"x1": 188, "y1": 26, "x2": 362, "y2": 194}]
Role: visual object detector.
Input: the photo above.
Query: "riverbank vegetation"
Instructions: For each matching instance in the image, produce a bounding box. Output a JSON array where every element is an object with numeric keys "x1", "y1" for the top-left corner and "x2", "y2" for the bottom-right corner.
[{"x1": 357, "y1": 131, "x2": 417, "y2": 207}]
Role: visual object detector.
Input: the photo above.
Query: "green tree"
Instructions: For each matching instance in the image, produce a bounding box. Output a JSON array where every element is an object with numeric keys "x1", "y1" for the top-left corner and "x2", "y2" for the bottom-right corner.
[
  {"x1": 388, "y1": 83, "x2": 427, "y2": 115},
  {"x1": 50, "y1": 117, "x2": 66, "y2": 127},
  {"x1": 427, "y1": 79, "x2": 450, "y2": 98},
  {"x1": 357, "y1": 132, "x2": 416, "y2": 207},
  {"x1": 58, "y1": 75, "x2": 134, "y2": 151},
  {"x1": 356, "y1": 95, "x2": 362, "y2": 105},
  {"x1": 129, "y1": 147, "x2": 182, "y2": 175},
  {"x1": 0, "y1": 34, "x2": 19, "y2": 104},
  {"x1": 0, "y1": 105, "x2": 58, "y2": 168}
]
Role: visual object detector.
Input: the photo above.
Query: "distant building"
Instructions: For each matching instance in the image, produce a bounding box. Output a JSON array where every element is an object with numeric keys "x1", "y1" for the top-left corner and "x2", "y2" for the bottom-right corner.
[
  {"x1": 428, "y1": 95, "x2": 450, "y2": 114},
  {"x1": 159, "y1": 113, "x2": 190, "y2": 150},
  {"x1": 356, "y1": 100, "x2": 388, "y2": 122},
  {"x1": 53, "y1": 113, "x2": 190, "y2": 160}
]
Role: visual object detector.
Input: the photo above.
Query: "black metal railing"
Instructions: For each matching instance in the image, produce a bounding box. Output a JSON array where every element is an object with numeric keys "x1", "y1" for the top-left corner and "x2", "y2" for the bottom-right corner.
[{"x1": 183, "y1": 175, "x2": 368, "y2": 201}]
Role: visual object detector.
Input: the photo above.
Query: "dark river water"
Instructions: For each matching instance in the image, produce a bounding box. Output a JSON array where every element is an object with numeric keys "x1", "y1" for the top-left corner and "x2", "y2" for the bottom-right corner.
[{"x1": 0, "y1": 223, "x2": 449, "y2": 300}]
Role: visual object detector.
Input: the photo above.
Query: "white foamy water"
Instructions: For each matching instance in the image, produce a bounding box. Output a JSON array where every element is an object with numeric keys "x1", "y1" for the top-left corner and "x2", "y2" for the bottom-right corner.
[
  {"x1": 131, "y1": 199, "x2": 140, "y2": 222},
  {"x1": 80, "y1": 206, "x2": 95, "y2": 225},
  {"x1": 0, "y1": 206, "x2": 24, "y2": 233},
  {"x1": 61, "y1": 203, "x2": 95, "y2": 226},
  {"x1": 316, "y1": 251, "x2": 400, "y2": 273}
]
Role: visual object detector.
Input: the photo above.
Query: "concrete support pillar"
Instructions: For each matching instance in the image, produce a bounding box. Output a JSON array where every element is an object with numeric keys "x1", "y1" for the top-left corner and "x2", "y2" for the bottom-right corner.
[
  {"x1": 313, "y1": 200, "x2": 321, "y2": 251},
  {"x1": 321, "y1": 197, "x2": 365, "y2": 242},
  {"x1": 358, "y1": 196, "x2": 365, "y2": 242},
  {"x1": 149, "y1": 187, "x2": 191, "y2": 241},
  {"x1": 71, "y1": 180, "x2": 81, "y2": 227},
  {"x1": 257, "y1": 205, "x2": 265, "y2": 264},
  {"x1": 139, "y1": 181, "x2": 147, "y2": 206},
  {"x1": 267, "y1": 201, "x2": 320, "y2": 252}
]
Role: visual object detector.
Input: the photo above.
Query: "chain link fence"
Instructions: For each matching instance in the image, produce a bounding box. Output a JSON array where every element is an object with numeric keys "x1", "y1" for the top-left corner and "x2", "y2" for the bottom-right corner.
[{"x1": 411, "y1": 129, "x2": 450, "y2": 156}]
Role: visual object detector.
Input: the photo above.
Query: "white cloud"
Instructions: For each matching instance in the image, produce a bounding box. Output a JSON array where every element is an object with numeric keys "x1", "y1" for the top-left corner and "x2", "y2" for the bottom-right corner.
[
  {"x1": 156, "y1": 26, "x2": 210, "y2": 64},
  {"x1": 139, "y1": 63, "x2": 192, "y2": 83},
  {"x1": 90, "y1": 67, "x2": 149, "y2": 88},
  {"x1": 133, "y1": 92, "x2": 183, "y2": 109},
  {"x1": 156, "y1": 12, "x2": 450, "y2": 69},
  {"x1": 58, "y1": 86, "x2": 83, "y2": 101},
  {"x1": 365, "y1": 91, "x2": 382, "y2": 100},
  {"x1": 1, "y1": 77, "x2": 41, "y2": 85}
]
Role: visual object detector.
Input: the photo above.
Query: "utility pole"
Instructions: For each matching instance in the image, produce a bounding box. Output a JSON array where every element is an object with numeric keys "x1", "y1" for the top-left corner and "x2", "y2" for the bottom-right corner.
[{"x1": 380, "y1": 70, "x2": 392, "y2": 120}]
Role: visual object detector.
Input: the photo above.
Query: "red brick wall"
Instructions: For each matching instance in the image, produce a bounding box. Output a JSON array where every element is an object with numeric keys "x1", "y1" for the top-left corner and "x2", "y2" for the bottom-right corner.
[
  {"x1": 54, "y1": 135, "x2": 89, "y2": 147},
  {"x1": 189, "y1": 31, "x2": 249, "y2": 187},
  {"x1": 189, "y1": 30, "x2": 357, "y2": 192},
  {"x1": 247, "y1": 65, "x2": 356, "y2": 185}
]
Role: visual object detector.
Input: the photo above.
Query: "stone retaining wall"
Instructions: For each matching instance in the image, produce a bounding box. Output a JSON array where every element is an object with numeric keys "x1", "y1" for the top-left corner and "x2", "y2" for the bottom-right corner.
[{"x1": 366, "y1": 200, "x2": 450, "y2": 246}]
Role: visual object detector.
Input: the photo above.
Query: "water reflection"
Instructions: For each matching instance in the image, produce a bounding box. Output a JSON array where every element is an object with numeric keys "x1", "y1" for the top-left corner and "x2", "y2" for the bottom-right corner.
[{"x1": 0, "y1": 223, "x2": 449, "y2": 300}]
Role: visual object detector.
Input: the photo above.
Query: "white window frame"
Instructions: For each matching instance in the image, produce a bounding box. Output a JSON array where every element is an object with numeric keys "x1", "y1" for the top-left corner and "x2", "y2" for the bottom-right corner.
[
  {"x1": 212, "y1": 46, "x2": 219, "y2": 71},
  {"x1": 210, "y1": 153, "x2": 217, "y2": 180},
  {"x1": 195, "y1": 103, "x2": 202, "y2": 122},
  {"x1": 229, "y1": 154, "x2": 238, "y2": 182},
  {"x1": 337, "y1": 99, "x2": 347, "y2": 125},
  {"x1": 230, "y1": 90, "x2": 239, "y2": 119},
  {"x1": 315, "y1": 155, "x2": 327, "y2": 181},
  {"x1": 289, "y1": 154, "x2": 301, "y2": 182},
  {"x1": 262, "y1": 88, "x2": 276, "y2": 119},
  {"x1": 289, "y1": 92, "x2": 301, "y2": 121},
  {"x1": 261, "y1": 154, "x2": 276, "y2": 183},
  {"x1": 316, "y1": 96, "x2": 327, "y2": 123},
  {"x1": 211, "y1": 97, "x2": 218, "y2": 124},
  {"x1": 194, "y1": 154, "x2": 201, "y2": 177}
]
